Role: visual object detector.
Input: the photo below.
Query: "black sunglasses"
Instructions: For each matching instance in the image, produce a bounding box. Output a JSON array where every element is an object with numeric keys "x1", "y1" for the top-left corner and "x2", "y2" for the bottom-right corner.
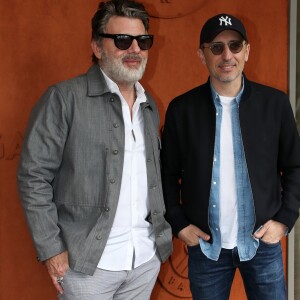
[
  {"x1": 98, "y1": 33, "x2": 154, "y2": 50},
  {"x1": 202, "y1": 40, "x2": 245, "y2": 55}
]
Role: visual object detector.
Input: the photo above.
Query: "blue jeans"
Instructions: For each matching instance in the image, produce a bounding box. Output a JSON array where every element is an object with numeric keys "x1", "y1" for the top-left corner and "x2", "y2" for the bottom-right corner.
[{"x1": 188, "y1": 241, "x2": 286, "y2": 300}]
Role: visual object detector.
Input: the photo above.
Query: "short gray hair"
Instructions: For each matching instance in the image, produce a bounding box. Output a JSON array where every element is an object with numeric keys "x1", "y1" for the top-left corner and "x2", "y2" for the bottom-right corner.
[{"x1": 91, "y1": 0, "x2": 150, "y2": 64}]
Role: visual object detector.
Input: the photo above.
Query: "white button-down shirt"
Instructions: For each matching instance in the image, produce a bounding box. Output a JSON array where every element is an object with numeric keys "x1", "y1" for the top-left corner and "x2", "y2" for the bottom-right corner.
[{"x1": 97, "y1": 69, "x2": 156, "y2": 271}]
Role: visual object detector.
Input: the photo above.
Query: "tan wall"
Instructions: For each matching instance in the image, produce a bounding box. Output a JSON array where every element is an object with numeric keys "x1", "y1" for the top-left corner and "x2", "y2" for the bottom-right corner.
[{"x1": 0, "y1": 0, "x2": 288, "y2": 299}]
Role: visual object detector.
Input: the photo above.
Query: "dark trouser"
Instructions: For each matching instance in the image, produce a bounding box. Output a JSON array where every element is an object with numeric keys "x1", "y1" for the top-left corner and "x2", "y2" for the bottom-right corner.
[{"x1": 188, "y1": 241, "x2": 286, "y2": 300}]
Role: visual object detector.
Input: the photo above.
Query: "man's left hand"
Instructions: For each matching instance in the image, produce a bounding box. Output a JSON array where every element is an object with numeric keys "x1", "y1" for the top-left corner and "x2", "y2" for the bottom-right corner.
[{"x1": 253, "y1": 220, "x2": 288, "y2": 243}]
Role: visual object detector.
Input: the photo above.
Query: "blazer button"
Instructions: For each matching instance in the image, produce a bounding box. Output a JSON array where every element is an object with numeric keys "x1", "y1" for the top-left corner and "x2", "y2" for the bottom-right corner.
[
  {"x1": 110, "y1": 97, "x2": 115, "y2": 102},
  {"x1": 113, "y1": 123, "x2": 119, "y2": 128},
  {"x1": 110, "y1": 178, "x2": 116, "y2": 184},
  {"x1": 96, "y1": 235, "x2": 102, "y2": 240},
  {"x1": 105, "y1": 207, "x2": 110, "y2": 212},
  {"x1": 113, "y1": 150, "x2": 119, "y2": 155}
]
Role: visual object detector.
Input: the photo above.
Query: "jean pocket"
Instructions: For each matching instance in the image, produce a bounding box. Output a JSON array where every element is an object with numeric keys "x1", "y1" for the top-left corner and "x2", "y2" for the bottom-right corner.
[
  {"x1": 187, "y1": 244, "x2": 200, "y2": 251},
  {"x1": 259, "y1": 239, "x2": 280, "y2": 248}
]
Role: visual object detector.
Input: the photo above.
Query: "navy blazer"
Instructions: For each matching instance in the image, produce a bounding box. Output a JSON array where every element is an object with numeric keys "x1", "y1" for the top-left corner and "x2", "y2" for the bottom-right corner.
[{"x1": 161, "y1": 76, "x2": 300, "y2": 238}]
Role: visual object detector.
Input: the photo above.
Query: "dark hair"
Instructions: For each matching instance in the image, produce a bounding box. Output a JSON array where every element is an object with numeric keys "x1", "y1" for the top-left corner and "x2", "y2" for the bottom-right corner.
[{"x1": 91, "y1": 0, "x2": 150, "y2": 64}]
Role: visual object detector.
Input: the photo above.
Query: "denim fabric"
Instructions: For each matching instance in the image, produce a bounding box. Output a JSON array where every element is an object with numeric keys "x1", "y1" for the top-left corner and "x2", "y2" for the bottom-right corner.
[
  {"x1": 188, "y1": 242, "x2": 286, "y2": 300},
  {"x1": 200, "y1": 80, "x2": 258, "y2": 261}
]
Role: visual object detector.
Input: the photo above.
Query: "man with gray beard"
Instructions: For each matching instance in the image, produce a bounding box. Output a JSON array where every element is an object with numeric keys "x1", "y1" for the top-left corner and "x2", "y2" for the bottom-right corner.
[{"x1": 17, "y1": 1, "x2": 172, "y2": 299}]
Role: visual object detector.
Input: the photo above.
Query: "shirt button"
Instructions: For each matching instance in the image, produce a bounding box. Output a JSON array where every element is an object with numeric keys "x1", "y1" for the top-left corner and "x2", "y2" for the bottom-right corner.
[
  {"x1": 213, "y1": 181, "x2": 217, "y2": 185},
  {"x1": 216, "y1": 228, "x2": 219, "y2": 231},
  {"x1": 96, "y1": 235, "x2": 102, "y2": 240},
  {"x1": 213, "y1": 205, "x2": 216, "y2": 208},
  {"x1": 113, "y1": 150, "x2": 119, "y2": 155},
  {"x1": 113, "y1": 123, "x2": 119, "y2": 128}
]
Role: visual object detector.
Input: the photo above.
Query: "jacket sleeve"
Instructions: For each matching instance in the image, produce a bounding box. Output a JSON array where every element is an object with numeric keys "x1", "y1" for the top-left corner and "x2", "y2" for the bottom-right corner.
[
  {"x1": 273, "y1": 95, "x2": 300, "y2": 231},
  {"x1": 17, "y1": 86, "x2": 69, "y2": 261},
  {"x1": 161, "y1": 101, "x2": 191, "y2": 236}
]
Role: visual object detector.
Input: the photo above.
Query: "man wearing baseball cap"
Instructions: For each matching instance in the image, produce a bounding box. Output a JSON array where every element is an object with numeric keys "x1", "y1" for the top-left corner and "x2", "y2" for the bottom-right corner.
[{"x1": 162, "y1": 13, "x2": 300, "y2": 299}]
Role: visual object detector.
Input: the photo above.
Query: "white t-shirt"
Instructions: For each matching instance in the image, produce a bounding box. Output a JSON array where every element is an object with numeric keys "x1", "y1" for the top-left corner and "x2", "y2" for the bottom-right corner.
[{"x1": 219, "y1": 96, "x2": 238, "y2": 249}]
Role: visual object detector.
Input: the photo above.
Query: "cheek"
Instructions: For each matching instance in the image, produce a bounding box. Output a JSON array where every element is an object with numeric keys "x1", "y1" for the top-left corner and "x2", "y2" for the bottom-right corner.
[{"x1": 142, "y1": 52, "x2": 148, "y2": 61}]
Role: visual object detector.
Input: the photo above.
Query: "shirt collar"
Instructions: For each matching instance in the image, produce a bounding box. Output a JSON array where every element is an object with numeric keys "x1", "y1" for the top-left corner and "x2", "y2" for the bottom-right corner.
[
  {"x1": 210, "y1": 76, "x2": 245, "y2": 105},
  {"x1": 100, "y1": 68, "x2": 147, "y2": 105}
]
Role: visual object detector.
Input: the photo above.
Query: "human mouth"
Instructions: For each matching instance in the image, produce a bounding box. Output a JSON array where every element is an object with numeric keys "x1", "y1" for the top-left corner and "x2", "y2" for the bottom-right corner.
[
  {"x1": 219, "y1": 64, "x2": 235, "y2": 72},
  {"x1": 123, "y1": 55, "x2": 142, "y2": 67}
]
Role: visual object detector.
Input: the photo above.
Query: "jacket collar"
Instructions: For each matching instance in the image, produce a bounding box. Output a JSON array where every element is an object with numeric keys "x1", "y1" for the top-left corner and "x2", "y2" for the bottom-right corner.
[
  {"x1": 86, "y1": 64, "x2": 111, "y2": 97},
  {"x1": 206, "y1": 73, "x2": 252, "y2": 103}
]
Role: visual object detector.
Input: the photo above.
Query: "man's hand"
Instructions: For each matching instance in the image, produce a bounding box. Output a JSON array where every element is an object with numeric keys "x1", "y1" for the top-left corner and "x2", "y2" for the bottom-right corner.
[
  {"x1": 178, "y1": 224, "x2": 210, "y2": 246},
  {"x1": 44, "y1": 251, "x2": 69, "y2": 295},
  {"x1": 253, "y1": 220, "x2": 288, "y2": 244}
]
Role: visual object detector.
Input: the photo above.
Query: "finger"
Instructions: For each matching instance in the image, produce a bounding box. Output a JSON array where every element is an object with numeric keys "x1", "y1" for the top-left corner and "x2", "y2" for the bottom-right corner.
[
  {"x1": 253, "y1": 225, "x2": 265, "y2": 238},
  {"x1": 191, "y1": 226, "x2": 210, "y2": 241},
  {"x1": 50, "y1": 274, "x2": 64, "y2": 295},
  {"x1": 253, "y1": 220, "x2": 273, "y2": 238},
  {"x1": 195, "y1": 229, "x2": 210, "y2": 241}
]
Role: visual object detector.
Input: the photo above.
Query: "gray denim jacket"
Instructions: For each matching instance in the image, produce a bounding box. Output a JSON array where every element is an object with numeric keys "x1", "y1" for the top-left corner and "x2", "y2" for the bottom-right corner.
[{"x1": 18, "y1": 65, "x2": 172, "y2": 275}]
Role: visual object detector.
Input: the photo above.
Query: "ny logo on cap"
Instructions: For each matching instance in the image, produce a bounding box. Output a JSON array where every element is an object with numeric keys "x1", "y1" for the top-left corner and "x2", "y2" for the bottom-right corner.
[{"x1": 219, "y1": 16, "x2": 232, "y2": 26}]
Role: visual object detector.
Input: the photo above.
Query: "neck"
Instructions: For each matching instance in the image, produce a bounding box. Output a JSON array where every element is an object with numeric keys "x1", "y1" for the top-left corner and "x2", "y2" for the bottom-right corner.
[
  {"x1": 118, "y1": 83, "x2": 136, "y2": 111},
  {"x1": 211, "y1": 77, "x2": 242, "y2": 97}
]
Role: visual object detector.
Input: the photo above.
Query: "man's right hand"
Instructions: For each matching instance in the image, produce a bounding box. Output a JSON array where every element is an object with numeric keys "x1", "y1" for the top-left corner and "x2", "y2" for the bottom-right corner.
[
  {"x1": 44, "y1": 251, "x2": 69, "y2": 295},
  {"x1": 178, "y1": 224, "x2": 210, "y2": 246}
]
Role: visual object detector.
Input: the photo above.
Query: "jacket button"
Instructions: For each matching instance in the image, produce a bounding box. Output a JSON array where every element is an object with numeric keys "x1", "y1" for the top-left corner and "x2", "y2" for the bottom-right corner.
[
  {"x1": 105, "y1": 207, "x2": 110, "y2": 212},
  {"x1": 113, "y1": 150, "x2": 119, "y2": 155},
  {"x1": 96, "y1": 235, "x2": 102, "y2": 240},
  {"x1": 110, "y1": 98, "x2": 115, "y2": 102},
  {"x1": 113, "y1": 123, "x2": 119, "y2": 128},
  {"x1": 110, "y1": 178, "x2": 116, "y2": 184},
  {"x1": 147, "y1": 158, "x2": 152, "y2": 163}
]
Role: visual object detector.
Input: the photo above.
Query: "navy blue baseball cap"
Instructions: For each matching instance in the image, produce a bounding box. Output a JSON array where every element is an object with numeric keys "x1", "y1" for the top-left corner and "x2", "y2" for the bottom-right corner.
[{"x1": 200, "y1": 13, "x2": 248, "y2": 46}]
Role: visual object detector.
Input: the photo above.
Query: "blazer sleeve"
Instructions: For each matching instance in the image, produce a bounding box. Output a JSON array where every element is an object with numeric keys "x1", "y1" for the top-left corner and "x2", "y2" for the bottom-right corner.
[
  {"x1": 17, "y1": 86, "x2": 69, "y2": 261},
  {"x1": 273, "y1": 94, "x2": 300, "y2": 231},
  {"x1": 161, "y1": 100, "x2": 191, "y2": 235}
]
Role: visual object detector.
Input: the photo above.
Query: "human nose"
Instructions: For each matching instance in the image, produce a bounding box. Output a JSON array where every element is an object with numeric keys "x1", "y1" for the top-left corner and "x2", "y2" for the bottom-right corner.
[
  {"x1": 222, "y1": 44, "x2": 233, "y2": 60},
  {"x1": 128, "y1": 38, "x2": 141, "y2": 53}
]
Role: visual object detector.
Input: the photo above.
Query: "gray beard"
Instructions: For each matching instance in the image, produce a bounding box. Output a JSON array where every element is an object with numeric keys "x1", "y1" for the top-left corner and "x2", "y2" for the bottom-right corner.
[{"x1": 100, "y1": 49, "x2": 147, "y2": 85}]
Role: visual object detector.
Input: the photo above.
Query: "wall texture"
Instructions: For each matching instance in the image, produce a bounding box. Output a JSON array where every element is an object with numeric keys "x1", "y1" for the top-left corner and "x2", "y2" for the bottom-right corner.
[{"x1": 0, "y1": 0, "x2": 289, "y2": 299}]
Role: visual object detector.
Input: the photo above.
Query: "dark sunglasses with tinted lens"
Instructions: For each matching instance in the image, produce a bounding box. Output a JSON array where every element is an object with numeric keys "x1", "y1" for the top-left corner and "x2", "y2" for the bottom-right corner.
[
  {"x1": 99, "y1": 33, "x2": 153, "y2": 50},
  {"x1": 202, "y1": 40, "x2": 245, "y2": 55}
]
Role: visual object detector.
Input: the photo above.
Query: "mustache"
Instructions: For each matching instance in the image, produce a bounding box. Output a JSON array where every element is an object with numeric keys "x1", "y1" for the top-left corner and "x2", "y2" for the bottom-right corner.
[
  {"x1": 122, "y1": 54, "x2": 143, "y2": 62},
  {"x1": 219, "y1": 60, "x2": 235, "y2": 66}
]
